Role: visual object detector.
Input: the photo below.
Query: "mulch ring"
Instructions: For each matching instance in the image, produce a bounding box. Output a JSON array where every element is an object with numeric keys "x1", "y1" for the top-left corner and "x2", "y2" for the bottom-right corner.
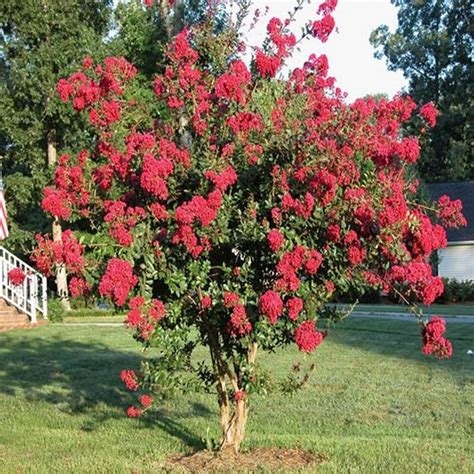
[{"x1": 165, "y1": 447, "x2": 326, "y2": 473}]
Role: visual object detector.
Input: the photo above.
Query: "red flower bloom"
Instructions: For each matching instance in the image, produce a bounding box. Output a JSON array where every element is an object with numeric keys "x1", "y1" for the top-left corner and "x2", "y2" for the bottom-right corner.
[
  {"x1": 227, "y1": 305, "x2": 252, "y2": 337},
  {"x1": 304, "y1": 250, "x2": 323, "y2": 274},
  {"x1": 347, "y1": 246, "x2": 365, "y2": 266},
  {"x1": 99, "y1": 258, "x2": 138, "y2": 306},
  {"x1": 421, "y1": 316, "x2": 453, "y2": 359},
  {"x1": 255, "y1": 50, "x2": 281, "y2": 79},
  {"x1": 129, "y1": 296, "x2": 145, "y2": 309},
  {"x1": 126, "y1": 405, "x2": 142, "y2": 418},
  {"x1": 267, "y1": 229, "x2": 285, "y2": 252},
  {"x1": 294, "y1": 320, "x2": 324, "y2": 353},
  {"x1": 436, "y1": 195, "x2": 467, "y2": 229},
  {"x1": 312, "y1": 14, "x2": 335, "y2": 43},
  {"x1": 325, "y1": 280, "x2": 335, "y2": 294},
  {"x1": 224, "y1": 292, "x2": 240, "y2": 308},
  {"x1": 139, "y1": 394, "x2": 153, "y2": 408},
  {"x1": 201, "y1": 295, "x2": 212, "y2": 309},
  {"x1": 327, "y1": 224, "x2": 341, "y2": 242},
  {"x1": 204, "y1": 165, "x2": 238, "y2": 191},
  {"x1": 126, "y1": 309, "x2": 142, "y2": 327},
  {"x1": 286, "y1": 297, "x2": 303, "y2": 320},
  {"x1": 419, "y1": 102, "x2": 438, "y2": 128},
  {"x1": 68, "y1": 277, "x2": 91, "y2": 297},
  {"x1": 233, "y1": 390, "x2": 247, "y2": 402},
  {"x1": 8, "y1": 267, "x2": 25, "y2": 286},
  {"x1": 149, "y1": 299, "x2": 166, "y2": 321},
  {"x1": 120, "y1": 369, "x2": 139, "y2": 391},
  {"x1": 82, "y1": 56, "x2": 93, "y2": 69},
  {"x1": 259, "y1": 290, "x2": 283, "y2": 324}
]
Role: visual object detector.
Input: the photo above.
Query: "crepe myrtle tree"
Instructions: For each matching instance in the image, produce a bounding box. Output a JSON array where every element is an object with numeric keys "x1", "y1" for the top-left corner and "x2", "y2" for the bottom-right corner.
[{"x1": 33, "y1": 0, "x2": 466, "y2": 453}]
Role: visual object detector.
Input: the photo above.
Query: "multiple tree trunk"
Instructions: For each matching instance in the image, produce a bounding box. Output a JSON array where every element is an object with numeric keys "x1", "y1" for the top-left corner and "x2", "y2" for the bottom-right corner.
[{"x1": 208, "y1": 327, "x2": 257, "y2": 453}]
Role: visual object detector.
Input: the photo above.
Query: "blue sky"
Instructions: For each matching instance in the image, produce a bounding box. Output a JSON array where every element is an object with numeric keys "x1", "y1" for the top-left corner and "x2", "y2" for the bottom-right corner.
[{"x1": 243, "y1": 0, "x2": 407, "y2": 100}]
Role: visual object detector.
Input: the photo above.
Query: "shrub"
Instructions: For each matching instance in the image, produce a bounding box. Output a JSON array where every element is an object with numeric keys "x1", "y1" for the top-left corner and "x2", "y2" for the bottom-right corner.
[
  {"x1": 436, "y1": 278, "x2": 474, "y2": 304},
  {"x1": 47, "y1": 298, "x2": 65, "y2": 323}
]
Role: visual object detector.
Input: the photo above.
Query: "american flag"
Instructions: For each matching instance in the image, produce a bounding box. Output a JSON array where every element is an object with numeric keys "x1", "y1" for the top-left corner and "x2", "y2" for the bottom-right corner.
[{"x1": 0, "y1": 174, "x2": 8, "y2": 240}]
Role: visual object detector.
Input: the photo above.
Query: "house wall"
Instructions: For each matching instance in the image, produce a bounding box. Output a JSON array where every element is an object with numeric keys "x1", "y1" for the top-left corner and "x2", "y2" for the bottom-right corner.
[{"x1": 438, "y1": 242, "x2": 474, "y2": 280}]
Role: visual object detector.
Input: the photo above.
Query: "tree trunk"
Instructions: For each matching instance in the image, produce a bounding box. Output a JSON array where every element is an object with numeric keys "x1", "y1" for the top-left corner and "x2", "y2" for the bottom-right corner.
[
  {"x1": 219, "y1": 397, "x2": 249, "y2": 454},
  {"x1": 47, "y1": 129, "x2": 71, "y2": 311},
  {"x1": 172, "y1": 0, "x2": 184, "y2": 36},
  {"x1": 208, "y1": 331, "x2": 257, "y2": 454}
]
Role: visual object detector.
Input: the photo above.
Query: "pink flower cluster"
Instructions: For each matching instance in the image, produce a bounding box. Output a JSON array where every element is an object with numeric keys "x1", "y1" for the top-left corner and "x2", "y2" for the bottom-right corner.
[
  {"x1": 120, "y1": 369, "x2": 139, "y2": 391},
  {"x1": 215, "y1": 60, "x2": 251, "y2": 105},
  {"x1": 104, "y1": 201, "x2": 146, "y2": 247},
  {"x1": 388, "y1": 261, "x2": 444, "y2": 305},
  {"x1": 276, "y1": 246, "x2": 323, "y2": 292},
  {"x1": 419, "y1": 102, "x2": 438, "y2": 128},
  {"x1": 125, "y1": 297, "x2": 166, "y2": 340},
  {"x1": 41, "y1": 152, "x2": 89, "y2": 220},
  {"x1": 294, "y1": 320, "x2": 325, "y2": 353},
  {"x1": 99, "y1": 258, "x2": 138, "y2": 306},
  {"x1": 267, "y1": 229, "x2": 285, "y2": 252},
  {"x1": 57, "y1": 56, "x2": 137, "y2": 124},
  {"x1": 8, "y1": 267, "x2": 26, "y2": 286},
  {"x1": 31, "y1": 230, "x2": 85, "y2": 277},
  {"x1": 227, "y1": 305, "x2": 252, "y2": 337},
  {"x1": 259, "y1": 290, "x2": 283, "y2": 324},
  {"x1": 68, "y1": 277, "x2": 91, "y2": 298},
  {"x1": 422, "y1": 316, "x2": 453, "y2": 359},
  {"x1": 437, "y1": 195, "x2": 467, "y2": 229}
]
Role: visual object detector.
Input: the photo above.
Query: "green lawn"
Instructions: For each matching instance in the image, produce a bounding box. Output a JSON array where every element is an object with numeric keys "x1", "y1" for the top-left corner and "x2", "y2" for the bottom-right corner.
[
  {"x1": 335, "y1": 303, "x2": 474, "y2": 316},
  {"x1": 0, "y1": 318, "x2": 473, "y2": 473}
]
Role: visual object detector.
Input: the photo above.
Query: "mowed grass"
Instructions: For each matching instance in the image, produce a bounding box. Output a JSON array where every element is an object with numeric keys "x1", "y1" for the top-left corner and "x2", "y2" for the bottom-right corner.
[
  {"x1": 0, "y1": 318, "x2": 473, "y2": 473},
  {"x1": 336, "y1": 303, "x2": 474, "y2": 317}
]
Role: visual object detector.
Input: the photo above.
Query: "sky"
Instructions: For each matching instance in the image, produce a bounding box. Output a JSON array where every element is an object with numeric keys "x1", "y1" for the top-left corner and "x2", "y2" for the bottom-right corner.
[{"x1": 240, "y1": 0, "x2": 408, "y2": 100}]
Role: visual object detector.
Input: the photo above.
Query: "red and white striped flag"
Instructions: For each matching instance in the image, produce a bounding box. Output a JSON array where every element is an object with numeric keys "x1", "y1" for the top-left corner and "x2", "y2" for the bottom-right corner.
[{"x1": 0, "y1": 175, "x2": 9, "y2": 240}]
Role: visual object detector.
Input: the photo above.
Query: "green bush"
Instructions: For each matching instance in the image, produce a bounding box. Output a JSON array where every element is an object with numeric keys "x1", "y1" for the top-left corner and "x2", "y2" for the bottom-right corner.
[
  {"x1": 46, "y1": 298, "x2": 65, "y2": 323},
  {"x1": 436, "y1": 278, "x2": 474, "y2": 304}
]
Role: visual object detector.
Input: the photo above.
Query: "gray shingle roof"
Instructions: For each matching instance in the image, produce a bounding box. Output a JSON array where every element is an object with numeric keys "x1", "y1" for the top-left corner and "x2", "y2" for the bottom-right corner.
[{"x1": 427, "y1": 181, "x2": 474, "y2": 242}]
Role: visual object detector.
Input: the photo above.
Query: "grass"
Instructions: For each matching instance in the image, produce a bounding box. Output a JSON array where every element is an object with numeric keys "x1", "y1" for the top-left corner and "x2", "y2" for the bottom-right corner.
[
  {"x1": 334, "y1": 303, "x2": 474, "y2": 317},
  {"x1": 0, "y1": 317, "x2": 473, "y2": 473}
]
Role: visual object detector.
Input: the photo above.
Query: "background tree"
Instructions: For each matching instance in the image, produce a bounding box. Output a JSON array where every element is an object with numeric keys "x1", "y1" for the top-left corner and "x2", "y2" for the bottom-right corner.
[
  {"x1": 110, "y1": 0, "x2": 227, "y2": 79},
  {"x1": 0, "y1": 0, "x2": 226, "y2": 308},
  {"x1": 0, "y1": 0, "x2": 112, "y2": 307},
  {"x1": 370, "y1": 0, "x2": 473, "y2": 183}
]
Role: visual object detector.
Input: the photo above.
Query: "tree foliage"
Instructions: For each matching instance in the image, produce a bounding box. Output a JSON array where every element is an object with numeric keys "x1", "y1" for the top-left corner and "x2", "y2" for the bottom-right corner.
[
  {"x1": 0, "y1": 0, "x2": 113, "y2": 256},
  {"x1": 370, "y1": 0, "x2": 473, "y2": 182},
  {"x1": 34, "y1": 0, "x2": 465, "y2": 453}
]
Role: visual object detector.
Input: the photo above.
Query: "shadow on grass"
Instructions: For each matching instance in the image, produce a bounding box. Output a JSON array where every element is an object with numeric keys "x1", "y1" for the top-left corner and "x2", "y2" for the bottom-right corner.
[
  {"x1": 326, "y1": 316, "x2": 474, "y2": 381},
  {"x1": 0, "y1": 332, "x2": 208, "y2": 450}
]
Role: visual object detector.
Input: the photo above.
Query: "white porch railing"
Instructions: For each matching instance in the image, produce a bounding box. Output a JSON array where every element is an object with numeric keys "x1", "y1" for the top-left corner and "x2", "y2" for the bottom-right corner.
[{"x1": 0, "y1": 246, "x2": 48, "y2": 323}]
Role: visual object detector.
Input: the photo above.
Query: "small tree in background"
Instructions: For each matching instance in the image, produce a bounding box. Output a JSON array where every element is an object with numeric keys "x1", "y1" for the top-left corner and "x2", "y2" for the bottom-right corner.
[
  {"x1": 34, "y1": 0, "x2": 466, "y2": 453},
  {"x1": 0, "y1": 0, "x2": 113, "y2": 308}
]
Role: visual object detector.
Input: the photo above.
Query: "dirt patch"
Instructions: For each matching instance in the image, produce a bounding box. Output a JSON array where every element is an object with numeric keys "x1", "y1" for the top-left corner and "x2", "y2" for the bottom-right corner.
[{"x1": 165, "y1": 447, "x2": 326, "y2": 473}]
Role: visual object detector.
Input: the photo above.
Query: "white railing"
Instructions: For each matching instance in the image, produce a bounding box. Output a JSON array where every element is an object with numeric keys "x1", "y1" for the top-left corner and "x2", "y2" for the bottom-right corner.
[{"x1": 0, "y1": 246, "x2": 48, "y2": 323}]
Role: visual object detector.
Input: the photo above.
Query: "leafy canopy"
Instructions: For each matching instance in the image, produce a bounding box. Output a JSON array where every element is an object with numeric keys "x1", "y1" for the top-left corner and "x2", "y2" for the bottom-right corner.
[{"x1": 35, "y1": 0, "x2": 465, "y2": 451}]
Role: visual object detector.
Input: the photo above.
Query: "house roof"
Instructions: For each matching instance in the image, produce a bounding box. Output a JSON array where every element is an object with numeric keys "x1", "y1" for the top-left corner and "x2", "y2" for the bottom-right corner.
[{"x1": 427, "y1": 181, "x2": 474, "y2": 242}]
